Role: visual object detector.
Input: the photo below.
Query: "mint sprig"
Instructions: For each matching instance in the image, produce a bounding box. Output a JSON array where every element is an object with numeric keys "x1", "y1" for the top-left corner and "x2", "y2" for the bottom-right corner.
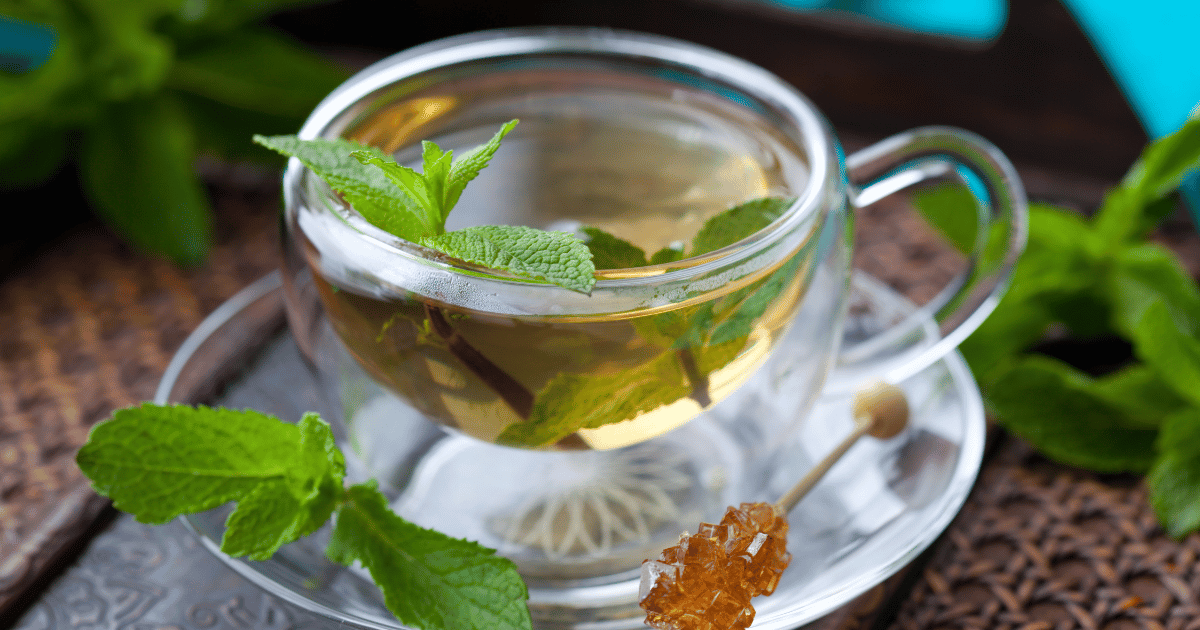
[
  {"x1": 76, "y1": 404, "x2": 531, "y2": 630},
  {"x1": 930, "y1": 111, "x2": 1200, "y2": 536},
  {"x1": 497, "y1": 197, "x2": 800, "y2": 446},
  {"x1": 254, "y1": 121, "x2": 597, "y2": 293}
]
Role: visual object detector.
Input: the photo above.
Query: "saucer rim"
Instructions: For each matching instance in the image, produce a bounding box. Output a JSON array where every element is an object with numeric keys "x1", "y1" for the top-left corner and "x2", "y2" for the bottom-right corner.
[{"x1": 158, "y1": 271, "x2": 986, "y2": 630}]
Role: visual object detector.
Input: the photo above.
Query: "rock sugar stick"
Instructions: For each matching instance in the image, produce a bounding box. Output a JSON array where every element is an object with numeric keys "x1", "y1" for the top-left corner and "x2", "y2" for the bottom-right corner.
[{"x1": 638, "y1": 381, "x2": 909, "y2": 630}]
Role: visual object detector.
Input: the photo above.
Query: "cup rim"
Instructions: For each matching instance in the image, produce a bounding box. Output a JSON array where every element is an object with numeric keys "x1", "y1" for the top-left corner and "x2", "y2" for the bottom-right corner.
[{"x1": 286, "y1": 26, "x2": 838, "y2": 293}]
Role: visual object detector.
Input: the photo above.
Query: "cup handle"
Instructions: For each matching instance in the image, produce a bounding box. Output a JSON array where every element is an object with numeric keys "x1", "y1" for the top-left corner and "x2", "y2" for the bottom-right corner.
[{"x1": 829, "y1": 126, "x2": 1028, "y2": 390}]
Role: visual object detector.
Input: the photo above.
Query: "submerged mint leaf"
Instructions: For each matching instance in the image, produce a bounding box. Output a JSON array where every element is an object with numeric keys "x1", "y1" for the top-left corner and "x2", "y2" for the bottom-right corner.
[
  {"x1": 987, "y1": 356, "x2": 1158, "y2": 473},
  {"x1": 690, "y1": 196, "x2": 795, "y2": 257},
  {"x1": 328, "y1": 482, "x2": 531, "y2": 630},
  {"x1": 496, "y1": 352, "x2": 692, "y2": 447},
  {"x1": 1148, "y1": 408, "x2": 1200, "y2": 538},
  {"x1": 253, "y1": 134, "x2": 428, "y2": 240},
  {"x1": 649, "y1": 244, "x2": 686, "y2": 265},
  {"x1": 423, "y1": 226, "x2": 596, "y2": 293},
  {"x1": 709, "y1": 253, "x2": 804, "y2": 346},
  {"x1": 581, "y1": 227, "x2": 649, "y2": 270}
]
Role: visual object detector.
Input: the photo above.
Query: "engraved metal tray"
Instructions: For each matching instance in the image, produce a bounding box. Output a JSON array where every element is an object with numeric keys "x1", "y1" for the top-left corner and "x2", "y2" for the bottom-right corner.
[{"x1": 21, "y1": 272, "x2": 984, "y2": 630}]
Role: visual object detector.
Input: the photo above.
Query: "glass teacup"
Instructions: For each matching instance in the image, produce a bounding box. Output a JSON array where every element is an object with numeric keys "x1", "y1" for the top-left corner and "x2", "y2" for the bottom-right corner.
[{"x1": 279, "y1": 27, "x2": 1025, "y2": 620}]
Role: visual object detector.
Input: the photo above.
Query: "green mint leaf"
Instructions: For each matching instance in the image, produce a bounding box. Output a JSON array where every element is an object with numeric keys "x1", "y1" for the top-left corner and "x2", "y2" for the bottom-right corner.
[
  {"x1": 911, "y1": 182, "x2": 980, "y2": 255},
  {"x1": 709, "y1": 253, "x2": 804, "y2": 346},
  {"x1": 421, "y1": 140, "x2": 454, "y2": 224},
  {"x1": 444, "y1": 119, "x2": 520, "y2": 216},
  {"x1": 1133, "y1": 301, "x2": 1200, "y2": 406},
  {"x1": 167, "y1": 29, "x2": 348, "y2": 120},
  {"x1": 496, "y1": 352, "x2": 691, "y2": 447},
  {"x1": 81, "y1": 96, "x2": 212, "y2": 265},
  {"x1": 253, "y1": 134, "x2": 428, "y2": 241},
  {"x1": 580, "y1": 227, "x2": 649, "y2": 269},
  {"x1": 690, "y1": 196, "x2": 795, "y2": 257},
  {"x1": 352, "y1": 151, "x2": 439, "y2": 232},
  {"x1": 422, "y1": 226, "x2": 596, "y2": 293},
  {"x1": 1125, "y1": 114, "x2": 1200, "y2": 202},
  {"x1": 1091, "y1": 365, "x2": 1190, "y2": 429},
  {"x1": 959, "y1": 204, "x2": 1099, "y2": 385},
  {"x1": 76, "y1": 405, "x2": 345, "y2": 557},
  {"x1": 987, "y1": 357, "x2": 1158, "y2": 473},
  {"x1": 1147, "y1": 408, "x2": 1200, "y2": 538},
  {"x1": 1107, "y1": 243, "x2": 1200, "y2": 339},
  {"x1": 1095, "y1": 115, "x2": 1200, "y2": 245},
  {"x1": 327, "y1": 482, "x2": 531, "y2": 630},
  {"x1": 649, "y1": 244, "x2": 686, "y2": 265}
]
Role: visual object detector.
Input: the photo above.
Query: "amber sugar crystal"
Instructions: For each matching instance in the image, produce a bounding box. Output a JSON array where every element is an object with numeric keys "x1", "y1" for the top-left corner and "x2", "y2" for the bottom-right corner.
[{"x1": 639, "y1": 502, "x2": 792, "y2": 630}]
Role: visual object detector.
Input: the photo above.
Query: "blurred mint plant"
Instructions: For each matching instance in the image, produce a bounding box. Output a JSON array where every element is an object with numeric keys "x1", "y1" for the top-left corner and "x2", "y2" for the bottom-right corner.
[
  {"x1": 919, "y1": 112, "x2": 1200, "y2": 537},
  {"x1": 0, "y1": 1, "x2": 349, "y2": 265}
]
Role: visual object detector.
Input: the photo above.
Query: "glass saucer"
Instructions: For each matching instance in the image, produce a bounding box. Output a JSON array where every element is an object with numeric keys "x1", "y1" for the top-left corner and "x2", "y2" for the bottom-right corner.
[{"x1": 157, "y1": 271, "x2": 985, "y2": 630}]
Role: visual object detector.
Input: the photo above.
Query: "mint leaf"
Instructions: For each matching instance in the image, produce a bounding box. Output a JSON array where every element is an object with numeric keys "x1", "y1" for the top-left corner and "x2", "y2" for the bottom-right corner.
[
  {"x1": 422, "y1": 226, "x2": 596, "y2": 293},
  {"x1": 353, "y1": 151, "x2": 439, "y2": 233},
  {"x1": 421, "y1": 140, "x2": 454, "y2": 223},
  {"x1": 1133, "y1": 301, "x2": 1200, "y2": 406},
  {"x1": 77, "y1": 405, "x2": 345, "y2": 562},
  {"x1": 690, "y1": 197, "x2": 794, "y2": 257},
  {"x1": 1094, "y1": 115, "x2": 1200, "y2": 245},
  {"x1": 649, "y1": 244, "x2": 686, "y2": 265},
  {"x1": 222, "y1": 413, "x2": 347, "y2": 559},
  {"x1": 81, "y1": 96, "x2": 212, "y2": 265},
  {"x1": 445, "y1": 119, "x2": 520, "y2": 217},
  {"x1": 253, "y1": 134, "x2": 428, "y2": 241},
  {"x1": 167, "y1": 29, "x2": 348, "y2": 120},
  {"x1": 1148, "y1": 408, "x2": 1200, "y2": 538},
  {"x1": 581, "y1": 227, "x2": 649, "y2": 269},
  {"x1": 327, "y1": 482, "x2": 530, "y2": 630},
  {"x1": 496, "y1": 352, "x2": 692, "y2": 447},
  {"x1": 911, "y1": 183, "x2": 979, "y2": 255},
  {"x1": 1091, "y1": 365, "x2": 1189, "y2": 429},
  {"x1": 709, "y1": 253, "x2": 803, "y2": 346},
  {"x1": 960, "y1": 203, "x2": 1101, "y2": 385},
  {"x1": 1107, "y1": 243, "x2": 1200, "y2": 339},
  {"x1": 987, "y1": 357, "x2": 1158, "y2": 473}
]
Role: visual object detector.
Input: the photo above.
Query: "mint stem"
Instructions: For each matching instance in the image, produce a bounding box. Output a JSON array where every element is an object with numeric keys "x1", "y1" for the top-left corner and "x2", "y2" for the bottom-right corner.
[
  {"x1": 676, "y1": 348, "x2": 713, "y2": 407},
  {"x1": 424, "y1": 304, "x2": 535, "y2": 419}
]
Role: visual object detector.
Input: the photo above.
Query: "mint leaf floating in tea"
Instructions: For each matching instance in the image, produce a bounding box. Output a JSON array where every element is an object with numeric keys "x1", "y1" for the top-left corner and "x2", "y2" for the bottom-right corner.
[
  {"x1": 255, "y1": 120, "x2": 597, "y2": 293},
  {"x1": 252, "y1": 135, "x2": 430, "y2": 241},
  {"x1": 581, "y1": 227, "x2": 651, "y2": 270},
  {"x1": 493, "y1": 196, "x2": 802, "y2": 446},
  {"x1": 76, "y1": 404, "x2": 532, "y2": 630},
  {"x1": 423, "y1": 225, "x2": 597, "y2": 294},
  {"x1": 329, "y1": 482, "x2": 531, "y2": 630},
  {"x1": 640, "y1": 383, "x2": 909, "y2": 630}
]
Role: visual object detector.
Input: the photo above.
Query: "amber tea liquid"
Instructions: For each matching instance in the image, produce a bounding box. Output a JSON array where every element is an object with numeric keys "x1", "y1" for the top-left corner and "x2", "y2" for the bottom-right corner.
[{"x1": 309, "y1": 70, "x2": 812, "y2": 450}]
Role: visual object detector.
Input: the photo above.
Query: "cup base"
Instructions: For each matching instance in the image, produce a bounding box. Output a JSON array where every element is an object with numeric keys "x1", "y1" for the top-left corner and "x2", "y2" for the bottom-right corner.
[{"x1": 341, "y1": 381, "x2": 748, "y2": 583}]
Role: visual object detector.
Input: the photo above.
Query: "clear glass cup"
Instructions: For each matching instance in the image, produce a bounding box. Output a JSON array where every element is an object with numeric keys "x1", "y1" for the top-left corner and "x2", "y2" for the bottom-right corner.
[{"x1": 278, "y1": 27, "x2": 1025, "y2": 621}]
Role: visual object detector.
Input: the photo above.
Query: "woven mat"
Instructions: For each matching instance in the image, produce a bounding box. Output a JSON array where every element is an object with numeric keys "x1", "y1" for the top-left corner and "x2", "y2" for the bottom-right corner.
[
  {"x1": 2, "y1": 172, "x2": 1199, "y2": 630},
  {"x1": 0, "y1": 176, "x2": 280, "y2": 615}
]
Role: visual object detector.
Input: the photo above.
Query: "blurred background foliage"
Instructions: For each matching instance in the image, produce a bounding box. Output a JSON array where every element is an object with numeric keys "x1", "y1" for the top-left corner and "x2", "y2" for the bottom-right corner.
[{"x1": 0, "y1": 0, "x2": 349, "y2": 265}]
